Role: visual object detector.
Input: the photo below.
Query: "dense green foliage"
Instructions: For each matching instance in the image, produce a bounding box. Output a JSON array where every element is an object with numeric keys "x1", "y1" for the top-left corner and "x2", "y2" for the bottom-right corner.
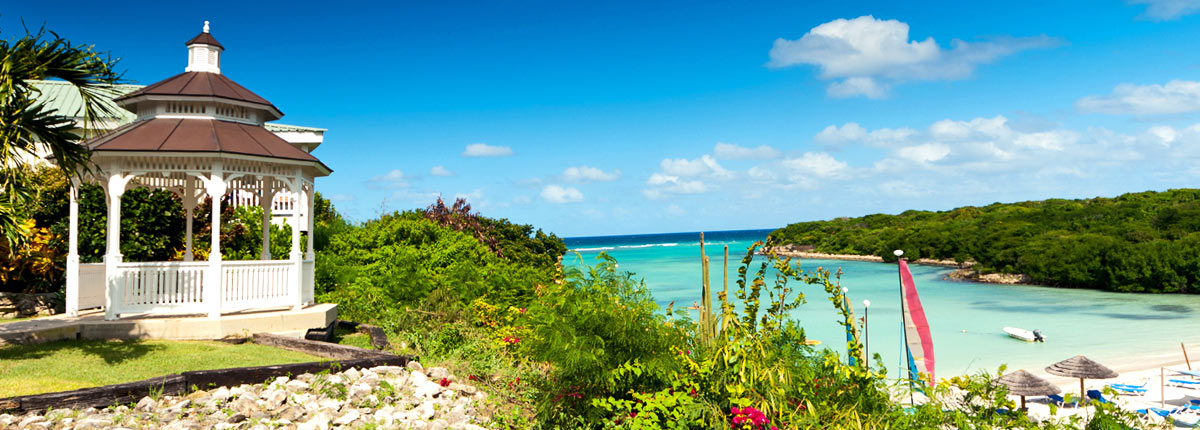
[
  {"x1": 0, "y1": 26, "x2": 123, "y2": 245},
  {"x1": 769, "y1": 189, "x2": 1200, "y2": 293}
]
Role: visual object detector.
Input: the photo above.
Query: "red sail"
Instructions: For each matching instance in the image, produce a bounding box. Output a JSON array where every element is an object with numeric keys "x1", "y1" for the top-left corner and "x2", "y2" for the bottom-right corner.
[{"x1": 899, "y1": 259, "x2": 935, "y2": 386}]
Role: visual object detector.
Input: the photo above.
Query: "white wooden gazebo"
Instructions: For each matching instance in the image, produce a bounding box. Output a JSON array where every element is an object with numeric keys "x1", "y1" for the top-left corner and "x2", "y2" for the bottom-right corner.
[{"x1": 61, "y1": 23, "x2": 331, "y2": 321}]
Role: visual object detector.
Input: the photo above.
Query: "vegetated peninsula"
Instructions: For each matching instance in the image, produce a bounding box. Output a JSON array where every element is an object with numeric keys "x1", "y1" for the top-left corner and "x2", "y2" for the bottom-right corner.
[{"x1": 766, "y1": 189, "x2": 1200, "y2": 294}]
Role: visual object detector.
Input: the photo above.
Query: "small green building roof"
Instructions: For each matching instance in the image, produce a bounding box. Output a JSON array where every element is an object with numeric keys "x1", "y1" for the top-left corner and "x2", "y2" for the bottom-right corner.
[{"x1": 30, "y1": 79, "x2": 325, "y2": 133}]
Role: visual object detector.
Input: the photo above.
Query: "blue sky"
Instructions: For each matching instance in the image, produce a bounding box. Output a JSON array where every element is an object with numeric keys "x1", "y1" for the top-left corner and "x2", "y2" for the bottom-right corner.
[{"x1": 9, "y1": 1, "x2": 1200, "y2": 236}]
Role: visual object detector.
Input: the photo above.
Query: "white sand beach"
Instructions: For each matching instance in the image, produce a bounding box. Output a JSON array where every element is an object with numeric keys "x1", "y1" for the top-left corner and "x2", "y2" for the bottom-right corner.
[{"x1": 1017, "y1": 352, "x2": 1200, "y2": 426}]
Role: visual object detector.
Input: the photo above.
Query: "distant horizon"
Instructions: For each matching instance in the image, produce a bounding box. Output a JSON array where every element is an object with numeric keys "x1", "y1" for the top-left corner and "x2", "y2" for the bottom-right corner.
[{"x1": 10, "y1": 1, "x2": 1200, "y2": 237}]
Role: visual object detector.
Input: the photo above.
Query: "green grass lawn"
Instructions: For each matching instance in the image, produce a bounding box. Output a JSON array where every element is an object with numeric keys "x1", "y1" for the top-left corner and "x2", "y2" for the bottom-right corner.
[
  {"x1": 330, "y1": 326, "x2": 374, "y2": 349},
  {"x1": 0, "y1": 339, "x2": 322, "y2": 397}
]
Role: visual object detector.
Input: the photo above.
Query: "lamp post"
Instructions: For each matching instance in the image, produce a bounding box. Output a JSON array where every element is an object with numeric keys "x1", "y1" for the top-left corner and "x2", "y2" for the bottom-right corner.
[{"x1": 863, "y1": 299, "x2": 871, "y2": 361}]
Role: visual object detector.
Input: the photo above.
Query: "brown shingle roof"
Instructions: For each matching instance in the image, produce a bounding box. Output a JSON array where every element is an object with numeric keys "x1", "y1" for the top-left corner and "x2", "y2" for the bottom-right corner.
[
  {"x1": 87, "y1": 118, "x2": 329, "y2": 171},
  {"x1": 116, "y1": 72, "x2": 280, "y2": 114},
  {"x1": 186, "y1": 32, "x2": 223, "y2": 49}
]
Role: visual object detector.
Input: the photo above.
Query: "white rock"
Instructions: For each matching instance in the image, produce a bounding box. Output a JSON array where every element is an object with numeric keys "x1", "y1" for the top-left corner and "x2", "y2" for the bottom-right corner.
[
  {"x1": 291, "y1": 392, "x2": 312, "y2": 405},
  {"x1": 211, "y1": 386, "x2": 231, "y2": 400},
  {"x1": 332, "y1": 409, "x2": 360, "y2": 426},
  {"x1": 299, "y1": 413, "x2": 331, "y2": 430},
  {"x1": 166, "y1": 399, "x2": 191, "y2": 412},
  {"x1": 413, "y1": 380, "x2": 444, "y2": 398},
  {"x1": 409, "y1": 370, "x2": 429, "y2": 386},
  {"x1": 263, "y1": 389, "x2": 287, "y2": 409},
  {"x1": 342, "y1": 367, "x2": 361, "y2": 381},
  {"x1": 406, "y1": 361, "x2": 424, "y2": 373},
  {"x1": 371, "y1": 408, "x2": 394, "y2": 426},
  {"x1": 427, "y1": 367, "x2": 450, "y2": 380},
  {"x1": 417, "y1": 401, "x2": 436, "y2": 420},
  {"x1": 348, "y1": 383, "x2": 373, "y2": 399},
  {"x1": 285, "y1": 379, "x2": 310, "y2": 391},
  {"x1": 428, "y1": 418, "x2": 450, "y2": 430},
  {"x1": 135, "y1": 396, "x2": 157, "y2": 412}
]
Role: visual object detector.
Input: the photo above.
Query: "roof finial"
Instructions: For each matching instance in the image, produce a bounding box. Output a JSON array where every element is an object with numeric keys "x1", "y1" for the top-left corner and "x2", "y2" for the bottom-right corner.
[{"x1": 203, "y1": 21, "x2": 210, "y2": 33}]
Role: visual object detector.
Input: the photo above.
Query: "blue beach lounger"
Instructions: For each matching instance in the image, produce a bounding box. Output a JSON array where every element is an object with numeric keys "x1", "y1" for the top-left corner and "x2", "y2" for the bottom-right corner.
[
  {"x1": 1169, "y1": 379, "x2": 1200, "y2": 389},
  {"x1": 1107, "y1": 383, "x2": 1148, "y2": 395},
  {"x1": 1048, "y1": 394, "x2": 1077, "y2": 408},
  {"x1": 1086, "y1": 390, "x2": 1111, "y2": 404},
  {"x1": 1176, "y1": 369, "x2": 1200, "y2": 379}
]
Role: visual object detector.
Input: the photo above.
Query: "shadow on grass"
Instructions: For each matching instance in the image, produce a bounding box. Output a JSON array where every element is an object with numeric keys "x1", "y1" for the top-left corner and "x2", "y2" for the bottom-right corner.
[{"x1": 0, "y1": 339, "x2": 165, "y2": 365}]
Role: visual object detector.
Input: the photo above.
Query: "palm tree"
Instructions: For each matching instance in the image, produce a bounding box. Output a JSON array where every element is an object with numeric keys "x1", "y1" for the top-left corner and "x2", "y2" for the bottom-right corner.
[{"x1": 0, "y1": 27, "x2": 122, "y2": 244}]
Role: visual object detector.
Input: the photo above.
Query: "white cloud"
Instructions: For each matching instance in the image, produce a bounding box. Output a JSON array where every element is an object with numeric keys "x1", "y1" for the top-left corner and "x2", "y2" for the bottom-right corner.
[
  {"x1": 827, "y1": 77, "x2": 889, "y2": 99},
  {"x1": 1013, "y1": 130, "x2": 1078, "y2": 151},
  {"x1": 1077, "y1": 80, "x2": 1200, "y2": 115},
  {"x1": 430, "y1": 165, "x2": 454, "y2": 176},
  {"x1": 767, "y1": 15, "x2": 1058, "y2": 98},
  {"x1": 367, "y1": 169, "x2": 408, "y2": 189},
  {"x1": 660, "y1": 155, "x2": 730, "y2": 177},
  {"x1": 1128, "y1": 0, "x2": 1200, "y2": 20},
  {"x1": 562, "y1": 165, "x2": 621, "y2": 182},
  {"x1": 642, "y1": 174, "x2": 708, "y2": 199},
  {"x1": 895, "y1": 143, "x2": 951, "y2": 163},
  {"x1": 462, "y1": 143, "x2": 514, "y2": 157},
  {"x1": 540, "y1": 184, "x2": 583, "y2": 203},
  {"x1": 327, "y1": 193, "x2": 356, "y2": 202},
  {"x1": 781, "y1": 152, "x2": 849, "y2": 179},
  {"x1": 815, "y1": 122, "x2": 918, "y2": 147},
  {"x1": 713, "y1": 142, "x2": 781, "y2": 160}
]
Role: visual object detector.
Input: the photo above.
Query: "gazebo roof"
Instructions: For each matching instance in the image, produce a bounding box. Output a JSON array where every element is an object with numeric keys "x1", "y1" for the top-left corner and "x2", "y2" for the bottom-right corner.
[
  {"x1": 115, "y1": 72, "x2": 282, "y2": 118},
  {"x1": 87, "y1": 118, "x2": 331, "y2": 173},
  {"x1": 186, "y1": 31, "x2": 223, "y2": 49}
]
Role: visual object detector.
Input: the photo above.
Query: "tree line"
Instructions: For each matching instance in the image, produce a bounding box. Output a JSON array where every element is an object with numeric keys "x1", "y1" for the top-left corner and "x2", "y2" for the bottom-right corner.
[{"x1": 768, "y1": 189, "x2": 1200, "y2": 293}]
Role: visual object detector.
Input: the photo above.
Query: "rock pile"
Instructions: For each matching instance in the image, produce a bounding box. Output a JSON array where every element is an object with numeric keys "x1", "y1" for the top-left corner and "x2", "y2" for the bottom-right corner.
[
  {"x1": 0, "y1": 361, "x2": 491, "y2": 429},
  {"x1": 0, "y1": 293, "x2": 60, "y2": 319}
]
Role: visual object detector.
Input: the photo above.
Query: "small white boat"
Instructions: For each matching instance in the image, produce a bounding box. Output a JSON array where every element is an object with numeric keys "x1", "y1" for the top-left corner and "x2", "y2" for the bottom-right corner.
[{"x1": 1004, "y1": 327, "x2": 1046, "y2": 342}]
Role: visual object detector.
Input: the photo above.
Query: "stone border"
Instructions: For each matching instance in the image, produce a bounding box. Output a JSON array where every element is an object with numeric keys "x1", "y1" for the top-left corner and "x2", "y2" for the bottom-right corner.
[{"x1": 0, "y1": 336, "x2": 414, "y2": 413}]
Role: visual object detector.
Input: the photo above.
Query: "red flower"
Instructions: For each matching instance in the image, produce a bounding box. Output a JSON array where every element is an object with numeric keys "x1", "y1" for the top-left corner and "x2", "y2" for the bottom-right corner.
[
  {"x1": 439, "y1": 378, "x2": 451, "y2": 387},
  {"x1": 468, "y1": 374, "x2": 480, "y2": 381}
]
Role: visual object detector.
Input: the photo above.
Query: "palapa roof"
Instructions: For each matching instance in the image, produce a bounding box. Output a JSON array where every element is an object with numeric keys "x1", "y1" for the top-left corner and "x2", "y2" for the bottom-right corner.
[
  {"x1": 1045, "y1": 355, "x2": 1118, "y2": 379},
  {"x1": 87, "y1": 118, "x2": 329, "y2": 172},
  {"x1": 998, "y1": 370, "x2": 1061, "y2": 397}
]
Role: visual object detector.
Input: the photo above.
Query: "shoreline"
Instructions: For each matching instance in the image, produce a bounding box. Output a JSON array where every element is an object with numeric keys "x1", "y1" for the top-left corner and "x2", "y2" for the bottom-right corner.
[{"x1": 765, "y1": 248, "x2": 1037, "y2": 286}]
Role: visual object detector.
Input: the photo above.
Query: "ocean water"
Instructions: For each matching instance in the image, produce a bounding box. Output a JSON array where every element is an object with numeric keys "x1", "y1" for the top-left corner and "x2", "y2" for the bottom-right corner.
[{"x1": 563, "y1": 229, "x2": 1200, "y2": 378}]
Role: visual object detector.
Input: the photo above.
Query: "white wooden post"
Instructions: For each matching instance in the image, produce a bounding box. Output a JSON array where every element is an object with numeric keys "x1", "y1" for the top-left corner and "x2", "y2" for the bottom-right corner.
[
  {"x1": 183, "y1": 177, "x2": 196, "y2": 262},
  {"x1": 205, "y1": 164, "x2": 226, "y2": 318},
  {"x1": 261, "y1": 178, "x2": 274, "y2": 260},
  {"x1": 65, "y1": 179, "x2": 80, "y2": 316},
  {"x1": 289, "y1": 173, "x2": 303, "y2": 310},
  {"x1": 104, "y1": 172, "x2": 128, "y2": 321},
  {"x1": 305, "y1": 185, "x2": 315, "y2": 260}
]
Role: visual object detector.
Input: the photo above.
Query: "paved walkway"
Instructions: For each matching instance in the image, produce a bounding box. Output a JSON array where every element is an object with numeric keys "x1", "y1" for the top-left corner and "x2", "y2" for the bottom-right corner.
[{"x1": 0, "y1": 304, "x2": 336, "y2": 344}]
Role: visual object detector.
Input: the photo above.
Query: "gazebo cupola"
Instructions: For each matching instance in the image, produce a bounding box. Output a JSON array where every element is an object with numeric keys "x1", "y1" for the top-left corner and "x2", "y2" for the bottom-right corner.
[
  {"x1": 61, "y1": 22, "x2": 331, "y2": 321},
  {"x1": 186, "y1": 21, "x2": 222, "y2": 74}
]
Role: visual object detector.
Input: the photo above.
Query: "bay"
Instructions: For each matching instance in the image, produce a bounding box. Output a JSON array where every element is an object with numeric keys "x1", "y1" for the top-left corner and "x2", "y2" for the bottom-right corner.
[{"x1": 564, "y1": 229, "x2": 1200, "y2": 378}]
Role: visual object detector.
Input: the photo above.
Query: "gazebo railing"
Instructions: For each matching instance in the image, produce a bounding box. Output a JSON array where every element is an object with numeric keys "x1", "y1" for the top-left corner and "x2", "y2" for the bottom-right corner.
[
  {"x1": 113, "y1": 261, "x2": 209, "y2": 314},
  {"x1": 221, "y1": 260, "x2": 294, "y2": 311},
  {"x1": 102, "y1": 260, "x2": 309, "y2": 317}
]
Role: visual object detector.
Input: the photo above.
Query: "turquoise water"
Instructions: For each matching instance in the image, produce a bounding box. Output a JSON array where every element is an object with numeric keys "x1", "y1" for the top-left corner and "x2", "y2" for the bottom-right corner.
[{"x1": 563, "y1": 229, "x2": 1200, "y2": 378}]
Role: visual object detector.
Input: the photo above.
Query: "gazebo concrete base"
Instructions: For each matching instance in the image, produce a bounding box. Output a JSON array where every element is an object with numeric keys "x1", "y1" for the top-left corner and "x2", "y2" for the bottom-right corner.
[{"x1": 0, "y1": 303, "x2": 337, "y2": 344}]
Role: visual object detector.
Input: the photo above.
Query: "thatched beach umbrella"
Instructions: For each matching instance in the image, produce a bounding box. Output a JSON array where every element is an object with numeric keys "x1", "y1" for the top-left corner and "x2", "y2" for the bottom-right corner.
[
  {"x1": 1045, "y1": 355, "x2": 1118, "y2": 405},
  {"x1": 998, "y1": 370, "x2": 1061, "y2": 409}
]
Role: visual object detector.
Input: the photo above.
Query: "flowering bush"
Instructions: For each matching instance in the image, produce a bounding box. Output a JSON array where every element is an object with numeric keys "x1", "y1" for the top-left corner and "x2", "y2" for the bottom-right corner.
[{"x1": 729, "y1": 406, "x2": 774, "y2": 430}]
